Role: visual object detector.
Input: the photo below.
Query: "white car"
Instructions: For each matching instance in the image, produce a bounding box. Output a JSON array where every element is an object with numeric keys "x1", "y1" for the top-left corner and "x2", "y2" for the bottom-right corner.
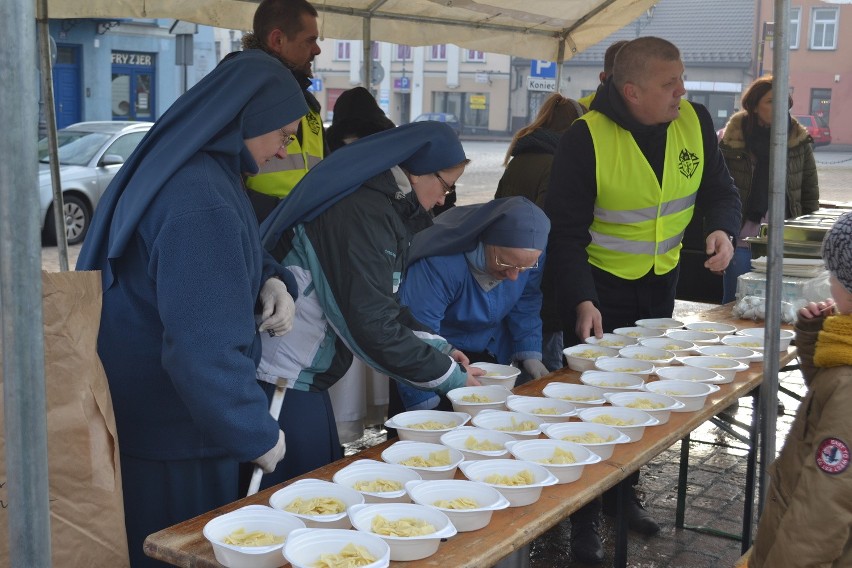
[{"x1": 39, "y1": 121, "x2": 153, "y2": 245}]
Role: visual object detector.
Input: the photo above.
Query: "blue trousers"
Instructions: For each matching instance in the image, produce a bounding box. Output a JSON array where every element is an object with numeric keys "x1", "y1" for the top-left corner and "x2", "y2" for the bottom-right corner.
[{"x1": 722, "y1": 247, "x2": 753, "y2": 304}]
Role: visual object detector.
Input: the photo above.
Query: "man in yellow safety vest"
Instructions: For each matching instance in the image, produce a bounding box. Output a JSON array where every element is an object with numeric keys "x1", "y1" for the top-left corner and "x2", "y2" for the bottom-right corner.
[
  {"x1": 544, "y1": 36, "x2": 741, "y2": 564},
  {"x1": 242, "y1": 0, "x2": 326, "y2": 221}
]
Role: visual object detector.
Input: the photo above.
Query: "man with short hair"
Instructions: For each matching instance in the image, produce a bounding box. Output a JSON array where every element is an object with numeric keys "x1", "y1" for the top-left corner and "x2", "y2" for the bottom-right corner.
[
  {"x1": 242, "y1": 0, "x2": 325, "y2": 221},
  {"x1": 544, "y1": 36, "x2": 741, "y2": 564},
  {"x1": 578, "y1": 39, "x2": 629, "y2": 110}
]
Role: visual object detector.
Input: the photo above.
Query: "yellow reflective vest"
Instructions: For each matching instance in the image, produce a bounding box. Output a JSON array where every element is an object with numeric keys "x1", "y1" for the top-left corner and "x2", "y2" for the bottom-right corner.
[
  {"x1": 578, "y1": 92, "x2": 596, "y2": 111},
  {"x1": 583, "y1": 100, "x2": 703, "y2": 280},
  {"x1": 245, "y1": 108, "x2": 325, "y2": 198}
]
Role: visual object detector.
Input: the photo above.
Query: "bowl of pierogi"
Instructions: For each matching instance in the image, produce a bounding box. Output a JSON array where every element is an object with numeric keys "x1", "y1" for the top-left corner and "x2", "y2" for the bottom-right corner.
[{"x1": 269, "y1": 478, "x2": 363, "y2": 529}]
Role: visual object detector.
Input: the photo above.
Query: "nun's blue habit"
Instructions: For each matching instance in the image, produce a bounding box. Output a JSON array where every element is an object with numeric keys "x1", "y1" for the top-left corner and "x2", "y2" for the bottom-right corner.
[
  {"x1": 254, "y1": 122, "x2": 473, "y2": 487},
  {"x1": 76, "y1": 50, "x2": 308, "y2": 567},
  {"x1": 396, "y1": 197, "x2": 551, "y2": 410}
]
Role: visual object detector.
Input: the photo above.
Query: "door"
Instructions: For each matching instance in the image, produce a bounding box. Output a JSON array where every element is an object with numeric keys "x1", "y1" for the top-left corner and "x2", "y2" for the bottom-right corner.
[
  {"x1": 111, "y1": 52, "x2": 156, "y2": 121},
  {"x1": 52, "y1": 45, "x2": 81, "y2": 128}
]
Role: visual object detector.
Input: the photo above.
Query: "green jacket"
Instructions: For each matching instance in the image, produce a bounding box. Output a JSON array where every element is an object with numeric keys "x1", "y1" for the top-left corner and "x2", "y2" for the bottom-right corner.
[{"x1": 719, "y1": 111, "x2": 819, "y2": 220}]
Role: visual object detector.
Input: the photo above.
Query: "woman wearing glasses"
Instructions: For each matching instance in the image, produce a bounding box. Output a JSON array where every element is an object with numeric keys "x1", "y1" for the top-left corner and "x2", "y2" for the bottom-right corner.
[
  {"x1": 252, "y1": 121, "x2": 480, "y2": 490},
  {"x1": 390, "y1": 197, "x2": 551, "y2": 413}
]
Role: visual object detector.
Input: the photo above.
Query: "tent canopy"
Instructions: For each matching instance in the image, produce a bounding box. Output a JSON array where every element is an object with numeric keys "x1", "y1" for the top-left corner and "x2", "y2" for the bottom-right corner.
[{"x1": 45, "y1": 0, "x2": 659, "y2": 61}]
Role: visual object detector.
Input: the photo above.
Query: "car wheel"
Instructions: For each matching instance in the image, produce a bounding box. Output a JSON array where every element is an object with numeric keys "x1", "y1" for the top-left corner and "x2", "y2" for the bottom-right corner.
[{"x1": 44, "y1": 195, "x2": 91, "y2": 246}]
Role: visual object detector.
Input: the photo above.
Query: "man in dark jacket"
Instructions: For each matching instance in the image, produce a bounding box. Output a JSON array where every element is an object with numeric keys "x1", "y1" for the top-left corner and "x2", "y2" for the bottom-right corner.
[
  {"x1": 241, "y1": 0, "x2": 326, "y2": 221},
  {"x1": 544, "y1": 36, "x2": 741, "y2": 564}
]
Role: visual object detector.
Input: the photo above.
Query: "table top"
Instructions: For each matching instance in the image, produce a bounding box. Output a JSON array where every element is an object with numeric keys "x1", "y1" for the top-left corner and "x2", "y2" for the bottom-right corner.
[{"x1": 144, "y1": 305, "x2": 796, "y2": 568}]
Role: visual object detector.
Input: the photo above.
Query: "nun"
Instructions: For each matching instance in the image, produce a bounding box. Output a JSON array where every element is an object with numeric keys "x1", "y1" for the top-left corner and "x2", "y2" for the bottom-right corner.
[
  {"x1": 76, "y1": 50, "x2": 305, "y2": 566},
  {"x1": 255, "y1": 121, "x2": 483, "y2": 489},
  {"x1": 391, "y1": 197, "x2": 551, "y2": 413}
]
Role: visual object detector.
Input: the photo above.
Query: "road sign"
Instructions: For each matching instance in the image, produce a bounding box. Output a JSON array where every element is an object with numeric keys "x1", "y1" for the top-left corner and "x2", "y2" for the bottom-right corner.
[
  {"x1": 530, "y1": 60, "x2": 556, "y2": 79},
  {"x1": 307, "y1": 78, "x2": 323, "y2": 92},
  {"x1": 527, "y1": 76, "x2": 556, "y2": 92}
]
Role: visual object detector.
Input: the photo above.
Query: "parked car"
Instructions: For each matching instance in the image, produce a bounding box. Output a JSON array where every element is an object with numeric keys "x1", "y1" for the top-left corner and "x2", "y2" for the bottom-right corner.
[
  {"x1": 38, "y1": 121, "x2": 153, "y2": 245},
  {"x1": 794, "y1": 114, "x2": 832, "y2": 147},
  {"x1": 412, "y1": 112, "x2": 462, "y2": 135}
]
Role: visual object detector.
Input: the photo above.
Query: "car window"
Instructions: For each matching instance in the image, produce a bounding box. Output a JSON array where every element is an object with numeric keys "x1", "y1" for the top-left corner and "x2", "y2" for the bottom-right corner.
[
  {"x1": 103, "y1": 131, "x2": 146, "y2": 163},
  {"x1": 813, "y1": 115, "x2": 828, "y2": 128},
  {"x1": 796, "y1": 116, "x2": 812, "y2": 127},
  {"x1": 38, "y1": 131, "x2": 112, "y2": 165}
]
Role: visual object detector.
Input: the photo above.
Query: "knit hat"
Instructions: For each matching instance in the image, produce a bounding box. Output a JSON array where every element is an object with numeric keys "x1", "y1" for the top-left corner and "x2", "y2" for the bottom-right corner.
[
  {"x1": 326, "y1": 87, "x2": 396, "y2": 151},
  {"x1": 822, "y1": 211, "x2": 852, "y2": 293}
]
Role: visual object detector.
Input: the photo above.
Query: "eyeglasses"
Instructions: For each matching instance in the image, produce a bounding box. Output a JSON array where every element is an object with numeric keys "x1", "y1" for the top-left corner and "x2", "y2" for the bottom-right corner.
[
  {"x1": 434, "y1": 172, "x2": 456, "y2": 196},
  {"x1": 494, "y1": 255, "x2": 539, "y2": 272},
  {"x1": 280, "y1": 129, "x2": 297, "y2": 148}
]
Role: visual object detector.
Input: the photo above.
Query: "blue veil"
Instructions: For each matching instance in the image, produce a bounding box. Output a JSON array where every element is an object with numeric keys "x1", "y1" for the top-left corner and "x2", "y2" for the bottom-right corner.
[
  {"x1": 77, "y1": 50, "x2": 307, "y2": 288},
  {"x1": 260, "y1": 121, "x2": 465, "y2": 249},
  {"x1": 407, "y1": 197, "x2": 550, "y2": 266}
]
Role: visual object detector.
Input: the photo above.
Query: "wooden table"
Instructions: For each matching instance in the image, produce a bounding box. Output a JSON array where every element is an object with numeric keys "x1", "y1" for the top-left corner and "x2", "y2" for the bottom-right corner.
[{"x1": 144, "y1": 305, "x2": 796, "y2": 567}]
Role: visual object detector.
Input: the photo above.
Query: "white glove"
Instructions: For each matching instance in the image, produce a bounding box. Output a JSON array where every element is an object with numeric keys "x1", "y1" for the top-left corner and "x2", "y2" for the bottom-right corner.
[
  {"x1": 258, "y1": 278, "x2": 295, "y2": 336},
  {"x1": 252, "y1": 430, "x2": 286, "y2": 474},
  {"x1": 521, "y1": 359, "x2": 549, "y2": 380}
]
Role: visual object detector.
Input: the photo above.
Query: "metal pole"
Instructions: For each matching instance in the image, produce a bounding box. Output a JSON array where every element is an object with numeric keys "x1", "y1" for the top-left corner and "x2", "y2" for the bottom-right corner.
[
  {"x1": 1, "y1": 0, "x2": 52, "y2": 566},
  {"x1": 362, "y1": 19, "x2": 371, "y2": 91},
  {"x1": 38, "y1": 13, "x2": 69, "y2": 271},
  {"x1": 758, "y1": 0, "x2": 789, "y2": 515}
]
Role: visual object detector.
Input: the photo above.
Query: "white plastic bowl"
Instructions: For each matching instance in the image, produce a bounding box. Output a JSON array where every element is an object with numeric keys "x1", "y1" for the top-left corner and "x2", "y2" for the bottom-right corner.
[
  {"x1": 458, "y1": 459, "x2": 558, "y2": 507},
  {"x1": 269, "y1": 479, "x2": 364, "y2": 529},
  {"x1": 541, "y1": 382, "x2": 606, "y2": 408},
  {"x1": 505, "y1": 394, "x2": 577, "y2": 422},
  {"x1": 446, "y1": 385, "x2": 511, "y2": 417},
  {"x1": 680, "y1": 356, "x2": 749, "y2": 382},
  {"x1": 666, "y1": 329, "x2": 720, "y2": 345},
  {"x1": 638, "y1": 337, "x2": 697, "y2": 357},
  {"x1": 655, "y1": 365, "x2": 729, "y2": 384},
  {"x1": 584, "y1": 333, "x2": 638, "y2": 348},
  {"x1": 438, "y1": 426, "x2": 513, "y2": 460},
  {"x1": 617, "y1": 345, "x2": 677, "y2": 367},
  {"x1": 504, "y1": 439, "x2": 601, "y2": 484},
  {"x1": 471, "y1": 409, "x2": 547, "y2": 440},
  {"x1": 471, "y1": 363, "x2": 522, "y2": 389},
  {"x1": 635, "y1": 318, "x2": 685, "y2": 331},
  {"x1": 580, "y1": 370, "x2": 646, "y2": 391},
  {"x1": 380, "y1": 441, "x2": 464, "y2": 481},
  {"x1": 332, "y1": 459, "x2": 422, "y2": 504},
  {"x1": 405, "y1": 479, "x2": 510, "y2": 532},
  {"x1": 604, "y1": 391, "x2": 684, "y2": 424},
  {"x1": 684, "y1": 321, "x2": 738, "y2": 340},
  {"x1": 540, "y1": 422, "x2": 630, "y2": 460},
  {"x1": 696, "y1": 344, "x2": 760, "y2": 364},
  {"x1": 721, "y1": 334, "x2": 766, "y2": 353},
  {"x1": 591, "y1": 358, "x2": 655, "y2": 378},
  {"x1": 612, "y1": 326, "x2": 665, "y2": 339},
  {"x1": 738, "y1": 327, "x2": 794, "y2": 351},
  {"x1": 348, "y1": 502, "x2": 457, "y2": 561},
  {"x1": 577, "y1": 407, "x2": 659, "y2": 442},
  {"x1": 202, "y1": 505, "x2": 305, "y2": 568},
  {"x1": 644, "y1": 380, "x2": 721, "y2": 412},
  {"x1": 384, "y1": 410, "x2": 470, "y2": 443},
  {"x1": 562, "y1": 344, "x2": 620, "y2": 372},
  {"x1": 283, "y1": 527, "x2": 390, "y2": 568}
]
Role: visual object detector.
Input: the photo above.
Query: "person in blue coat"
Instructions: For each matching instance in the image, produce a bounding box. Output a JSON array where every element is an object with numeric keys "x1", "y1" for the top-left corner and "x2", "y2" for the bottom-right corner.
[
  {"x1": 76, "y1": 50, "x2": 306, "y2": 567},
  {"x1": 391, "y1": 196, "x2": 551, "y2": 412}
]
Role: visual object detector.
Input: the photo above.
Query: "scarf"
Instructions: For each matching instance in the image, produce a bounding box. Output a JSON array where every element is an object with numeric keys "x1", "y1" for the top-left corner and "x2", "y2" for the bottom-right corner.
[
  {"x1": 814, "y1": 314, "x2": 852, "y2": 367},
  {"x1": 744, "y1": 124, "x2": 771, "y2": 223}
]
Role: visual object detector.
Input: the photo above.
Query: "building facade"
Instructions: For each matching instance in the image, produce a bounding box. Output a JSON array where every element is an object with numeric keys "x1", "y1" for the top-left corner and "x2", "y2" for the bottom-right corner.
[
  {"x1": 760, "y1": 0, "x2": 851, "y2": 144},
  {"x1": 45, "y1": 18, "x2": 216, "y2": 130}
]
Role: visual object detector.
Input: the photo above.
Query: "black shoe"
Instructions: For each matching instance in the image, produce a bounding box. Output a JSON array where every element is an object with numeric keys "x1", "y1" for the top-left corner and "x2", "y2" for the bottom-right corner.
[
  {"x1": 623, "y1": 497, "x2": 660, "y2": 536},
  {"x1": 570, "y1": 520, "x2": 605, "y2": 565},
  {"x1": 777, "y1": 400, "x2": 785, "y2": 415}
]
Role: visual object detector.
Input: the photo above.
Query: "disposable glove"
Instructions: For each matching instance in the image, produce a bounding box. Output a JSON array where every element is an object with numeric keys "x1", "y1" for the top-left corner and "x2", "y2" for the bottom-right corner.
[
  {"x1": 252, "y1": 430, "x2": 286, "y2": 474},
  {"x1": 521, "y1": 359, "x2": 549, "y2": 380},
  {"x1": 258, "y1": 278, "x2": 295, "y2": 336}
]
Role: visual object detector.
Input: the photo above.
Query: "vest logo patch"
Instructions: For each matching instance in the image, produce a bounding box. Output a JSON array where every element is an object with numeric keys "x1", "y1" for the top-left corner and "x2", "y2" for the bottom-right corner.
[
  {"x1": 816, "y1": 437, "x2": 850, "y2": 474},
  {"x1": 306, "y1": 111, "x2": 322, "y2": 135},
  {"x1": 677, "y1": 148, "x2": 700, "y2": 179}
]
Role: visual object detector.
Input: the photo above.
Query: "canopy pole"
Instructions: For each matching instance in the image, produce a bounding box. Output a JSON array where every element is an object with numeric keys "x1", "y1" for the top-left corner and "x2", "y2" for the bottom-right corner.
[
  {"x1": 555, "y1": 39, "x2": 565, "y2": 94},
  {"x1": 362, "y1": 18, "x2": 371, "y2": 91},
  {"x1": 1, "y1": 0, "x2": 52, "y2": 565},
  {"x1": 758, "y1": 0, "x2": 790, "y2": 516},
  {"x1": 38, "y1": 7, "x2": 69, "y2": 271}
]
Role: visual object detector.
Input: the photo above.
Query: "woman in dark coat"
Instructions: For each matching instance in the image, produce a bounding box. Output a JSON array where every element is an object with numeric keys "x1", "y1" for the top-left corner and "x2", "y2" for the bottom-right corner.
[{"x1": 719, "y1": 75, "x2": 820, "y2": 303}]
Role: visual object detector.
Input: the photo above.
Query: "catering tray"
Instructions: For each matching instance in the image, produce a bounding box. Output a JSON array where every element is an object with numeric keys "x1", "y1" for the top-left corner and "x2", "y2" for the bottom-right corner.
[{"x1": 744, "y1": 237, "x2": 822, "y2": 259}]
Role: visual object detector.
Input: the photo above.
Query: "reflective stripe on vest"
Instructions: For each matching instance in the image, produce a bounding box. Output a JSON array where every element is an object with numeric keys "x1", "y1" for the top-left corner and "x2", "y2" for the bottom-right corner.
[
  {"x1": 245, "y1": 109, "x2": 324, "y2": 198},
  {"x1": 583, "y1": 100, "x2": 703, "y2": 280}
]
